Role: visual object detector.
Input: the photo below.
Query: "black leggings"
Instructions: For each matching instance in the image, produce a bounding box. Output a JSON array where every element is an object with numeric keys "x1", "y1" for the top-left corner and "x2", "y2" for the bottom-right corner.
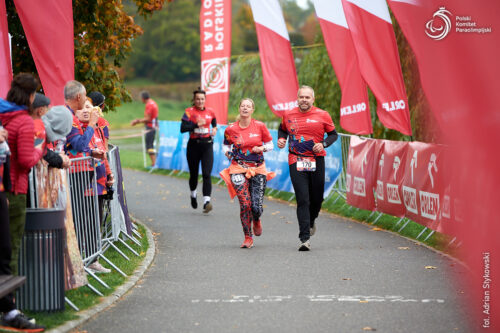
[
  {"x1": 289, "y1": 156, "x2": 325, "y2": 242},
  {"x1": 0, "y1": 191, "x2": 15, "y2": 312},
  {"x1": 186, "y1": 140, "x2": 213, "y2": 196}
]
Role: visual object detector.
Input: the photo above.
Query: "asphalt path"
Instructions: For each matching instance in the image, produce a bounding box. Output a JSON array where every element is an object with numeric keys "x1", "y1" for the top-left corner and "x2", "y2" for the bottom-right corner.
[{"x1": 80, "y1": 169, "x2": 470, "y2": 333}]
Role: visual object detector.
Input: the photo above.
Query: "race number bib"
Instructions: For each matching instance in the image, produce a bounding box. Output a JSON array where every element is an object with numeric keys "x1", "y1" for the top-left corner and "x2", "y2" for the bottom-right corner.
[
  {"x1": 296, "y1": 156, "x2": 316, "y2": 172},
  {"x1": 194, "y1": 127, "x2": 209, "y2": 134}
]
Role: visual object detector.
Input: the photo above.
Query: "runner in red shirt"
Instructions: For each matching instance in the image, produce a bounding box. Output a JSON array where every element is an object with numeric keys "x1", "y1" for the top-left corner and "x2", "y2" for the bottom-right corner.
[
  {"x1": 180, "y1": 88, "x2": 217, "y2": 213},
  {"x1": 278, "y1": 86, "x2": 338, "y2": 251},
  {"x1": 131, "y1": 91, "x2": 159, "y2": 167},
  {"x1": 220, "y1": 98, "x2": 274, "y2": 248}
]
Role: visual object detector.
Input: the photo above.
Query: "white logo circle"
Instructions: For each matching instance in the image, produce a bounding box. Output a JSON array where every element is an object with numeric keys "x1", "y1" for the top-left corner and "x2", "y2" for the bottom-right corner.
[{"x1": 425, "y1": 7, "x2": 452, "y2": 41}]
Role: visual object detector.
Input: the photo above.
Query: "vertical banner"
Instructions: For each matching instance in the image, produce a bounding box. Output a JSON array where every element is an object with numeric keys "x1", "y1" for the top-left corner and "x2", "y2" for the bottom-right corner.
[
  {"x1": 0, "y1": 0, "x2": 12, "y2": 97},
  {"x1": 345, "y1": 136, "x2": 377, "y2": 211},
  {"x1": 401, "y1": 142, "x2": 444, "y2": 229},
  {"x1": 249, "y1": 0, "x2": 299, "y2": 117},
  {"x1": 13, "y1": 0, "x2": 73, "y2": 104},
  {"x1": 312, "y1": 0, "x2": 372, "y2": 135},
  {"x1": 200, "y1": 0, "x2": 231, "y2": 125},
  {"x1": 374, "y1": 140, "x2": 408, "y2": 217},
  {"x1": 342, "y1": 0, "x2": 412, "y2": 136}
]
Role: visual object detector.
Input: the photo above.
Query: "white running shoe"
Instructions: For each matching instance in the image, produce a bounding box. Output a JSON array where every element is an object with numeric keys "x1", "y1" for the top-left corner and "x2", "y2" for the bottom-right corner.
[
  {"x1": 298, "y1": 240, "x2": 311, "y2": 251},
  {"x1": 88, "y1": 261, "x2": 111, "y2": 273}
]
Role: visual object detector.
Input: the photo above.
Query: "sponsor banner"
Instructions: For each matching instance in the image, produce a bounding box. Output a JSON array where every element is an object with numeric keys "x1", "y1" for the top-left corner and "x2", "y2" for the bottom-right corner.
[
  {"x1": 0, "y1": 0, "x2": 12, "y2": 97},
  {"x1": 200, "y1": 0, "x2": 231, "y2": 125},
  {"x1": 346, "y1": 136, "x2": 377, "y2": 211},
  {"x1": 114, "y1": 147, "x2": 133, "y2": 236},
  {"x1": 249, "y1": 0, "x2": 299, "y2": 117},
  {"x1": 374, "y1": 140, "x2": 408, "y2": 217},
  {"x1": 342, "y1": 0, "x2": 412, "y2": 136},
  {"x1": 156, "y1": 121, "x2": 342, "y2": 197},
  {"x1": 401, "y1": 142, "x2": 444, "y2": 229},
  {"x1": 13, "y1": 0, "x2": 74, "y2": 104},
  {"x1": 312, "y1": 0, "x2": 372, "y2": 135}
]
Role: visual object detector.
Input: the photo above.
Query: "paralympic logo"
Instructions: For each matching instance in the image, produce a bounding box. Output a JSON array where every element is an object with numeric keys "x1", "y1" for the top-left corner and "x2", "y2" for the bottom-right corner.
[{"x1": 425, "y1": 7, "x2": 452, "y2": 41}]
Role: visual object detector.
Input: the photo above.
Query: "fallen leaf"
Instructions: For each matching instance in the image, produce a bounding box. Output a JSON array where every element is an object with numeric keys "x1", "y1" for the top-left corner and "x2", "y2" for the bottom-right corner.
[
  {"x1": 342, "y1": 278, "x2": 352, "y2": 281},
  {"x1": 148, "y1": 218, "x2": 153, "y2": 222},
  {"x1": 398, "y1": 247, "x2": 410, "y2": 250},
  {"x1": 286, "y1": 221, "x2": 293, "y2": 224},
  {"x1": 371, "y1": 227, "x2": 383, "y2": 231},
  {"x1": 363, "y1": 327, "x2": 376, "y2": 331},
  {"x1": 359, "y1": 300, "x2": 369, "y2": 303},
  {"x1": 271, "y1": 211, "x2": 280, "y2": 215},
  {"x1": 425, "y1": 266, "x2": 437, "y2": 269}
]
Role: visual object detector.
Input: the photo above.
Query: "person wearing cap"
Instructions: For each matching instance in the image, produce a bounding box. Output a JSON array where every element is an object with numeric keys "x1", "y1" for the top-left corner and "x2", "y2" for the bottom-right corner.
[
  {"x1": 30, "y1": 94, "x2": 71, "y2": 169},
  {"x1": 131, "y1": 91, "x2": 158, "y2": 167},
  {"x1": 88, "y1": 91, "x2": 110, "y2": 151}
]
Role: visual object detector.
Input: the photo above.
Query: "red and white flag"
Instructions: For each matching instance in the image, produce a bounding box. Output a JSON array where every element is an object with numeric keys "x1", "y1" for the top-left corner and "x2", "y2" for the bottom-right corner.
[
  {"x1": 14, "y1": 0, "x2": 74, "y2": 104},
  {"x1": 200, "y1": 0, "x2": 231, "y2": 125},
  {"x1": 0, "y1": 0, "x2": 12, "y2": 98},
  {"x1": 312, "y1": 0, "x2": 372, "y2": 135},
  {"x1": 342, "y1": 0, "x2": 412, "y2": 136},
  {"x1": 249, "y1": 0, "x2": 298, "y2": 117}
]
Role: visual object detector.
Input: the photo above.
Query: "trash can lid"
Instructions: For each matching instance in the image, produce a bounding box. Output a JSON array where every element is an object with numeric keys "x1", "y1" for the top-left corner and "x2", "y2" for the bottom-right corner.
[{"x1": 25, "y1": 208, "x2": 66, "y2": 230}]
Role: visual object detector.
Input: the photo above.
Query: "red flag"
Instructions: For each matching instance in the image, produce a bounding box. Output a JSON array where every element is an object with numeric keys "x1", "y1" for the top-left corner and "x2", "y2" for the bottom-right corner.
[
  {"x1": 0, "y1": 0, "x2": 12, "y2": 97},
  {"x1": 249, "y1": 0, "x2": 299, "y2": 118},
  {"x1": 13, "y1": 0, "x2": 74, "y2": 104},
  {"x1": 388, "y1": 0, "x2": 500, "y2": 328},
  {"x1": 312, "y1": 0, "x2": 372, "y2": 135},
  {"x1": 342, "y1": 0, "x2": 412, "y2": 136},
  {"x1": 200, "y1": 0, "x2": 231, "y2": 125}
]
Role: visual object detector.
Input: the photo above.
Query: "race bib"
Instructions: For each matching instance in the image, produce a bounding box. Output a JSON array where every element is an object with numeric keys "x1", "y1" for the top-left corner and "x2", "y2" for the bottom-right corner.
[
  {"x1": 194, "y1": 127, "x2": 209, "y2": 134},
  {"x1": 296, "y1": 156, "x2": 316, "y2": 172}
]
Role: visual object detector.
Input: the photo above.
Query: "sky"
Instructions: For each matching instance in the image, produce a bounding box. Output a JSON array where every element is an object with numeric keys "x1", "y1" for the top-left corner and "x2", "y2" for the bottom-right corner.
[{"x1": 296, "y1": 0, "x2": 310, "y2": 9}]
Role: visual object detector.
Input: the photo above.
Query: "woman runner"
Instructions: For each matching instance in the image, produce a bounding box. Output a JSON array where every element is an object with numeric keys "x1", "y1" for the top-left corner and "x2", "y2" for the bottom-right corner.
[
  {"x1": 220, "y1": 98, "x2": 274, "y2": 248},
  {"x1": 180, "y1": 88, "x2": 217, "y2": 213}
]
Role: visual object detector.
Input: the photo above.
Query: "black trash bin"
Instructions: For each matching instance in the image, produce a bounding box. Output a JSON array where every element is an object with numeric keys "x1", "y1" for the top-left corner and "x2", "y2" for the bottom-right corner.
[{"x1": 17, "y1": 208, "x2": 66, "y2": 312}]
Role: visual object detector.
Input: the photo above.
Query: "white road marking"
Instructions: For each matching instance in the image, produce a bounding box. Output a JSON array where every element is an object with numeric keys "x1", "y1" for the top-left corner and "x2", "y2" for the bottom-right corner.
[{"x1": 191, "y1": 295, "x2": 445, "y2": 304}]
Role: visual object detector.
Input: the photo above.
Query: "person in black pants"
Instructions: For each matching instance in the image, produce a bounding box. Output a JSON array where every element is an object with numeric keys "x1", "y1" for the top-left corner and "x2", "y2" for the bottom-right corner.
[
  {"x1": 180, "y1": 88, "x2": 217, "y2": 213},
  {"x1": 278, "y1": 86, "x2": 338, "y2": 251}
]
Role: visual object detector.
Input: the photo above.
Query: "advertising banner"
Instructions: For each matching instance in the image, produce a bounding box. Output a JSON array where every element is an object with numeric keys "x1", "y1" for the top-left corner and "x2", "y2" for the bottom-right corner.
[{"x1": 345, "y1": 135, "x2": 377, "y2": 210}]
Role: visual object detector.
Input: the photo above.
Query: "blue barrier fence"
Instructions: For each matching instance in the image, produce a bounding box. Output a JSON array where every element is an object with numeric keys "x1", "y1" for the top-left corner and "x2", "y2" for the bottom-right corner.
[{"x1": 156, "y1": 120, "x2": 343, "y2": 197}]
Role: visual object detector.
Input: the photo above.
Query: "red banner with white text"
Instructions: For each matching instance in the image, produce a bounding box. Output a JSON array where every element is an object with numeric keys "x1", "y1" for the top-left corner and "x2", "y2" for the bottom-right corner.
[
  {"x1": 0, "y1": 0, "x2": 12, "y2": 98},
  {"x1": 374, "y1": 140, "x2": 408, "y2": 217},
  {"x1": 200, "y1": 0, "x2": 231, "y2": 125},
  {"x1": 342, "y1": 0, "x2": 412, "y2": 136},
  {"x1": 14, "y1": 0, "x2": 74, "y2": 104},
  {"x1": 346, "y1": 136, "x2": 377, "y2": 211},
  {"x1": 313, "y1": 0, "x2": 372, "y2": 135},
  {"x1": 249, "y1": 0, "x2": 298, "y2": 118}
]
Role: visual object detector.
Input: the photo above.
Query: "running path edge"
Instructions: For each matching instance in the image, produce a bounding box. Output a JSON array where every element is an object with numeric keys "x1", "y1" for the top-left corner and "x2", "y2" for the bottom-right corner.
[{"x1": 47, "y1": 219, "x2": 156, "y2": 333}]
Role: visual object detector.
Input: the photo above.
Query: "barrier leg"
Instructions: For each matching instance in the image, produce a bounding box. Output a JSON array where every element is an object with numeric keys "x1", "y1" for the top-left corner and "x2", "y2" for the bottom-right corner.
[
  {"x1": 288, "y1": 194, "x2": 295, "y2": 202},
  {"x1": 371, "y1": 213, "x2": 383, "y2": 225},
  {"x1": 416, "y1": 227, "x2": 428, "y2": 240},
  {"x1": 99, "y1": 254, "x2": 127, "y2": 277},
  {"x1": 267, "y1": 189, "x2": 274, "y2": 195},
  {"x1": 168, "y1": 169, "x2": 175, "y2": 176},
  {"x1": 86, "y1": 283, "x2": 104, "y2": 296},
  {"x1": 142, "y1": 131, "x2": 147, "y2": 168},
  {"x1": 65, "y1": 297, "x2": 79, "y2": 311},
  {"x1": 118, "y1": 237, "x2": 140, "y2": 257},
  {"x1": 103, "y1": 239, "x2": 131, "y2": 261},
  {"x1": 122, "y1": 231, "x2": 142, "y2": 247},
  {"x1": 394, "y1": 217, "x2": 405, "y2": 227},
  {"x1": 398, "y1": 219, "x2": 411, "y2": 233},
  {"x1": 423, "y1": 230, "x2": 435, "y2": 242},
  {"x1": 85, "y1": 267, "x2": 111, "y2": 289}
]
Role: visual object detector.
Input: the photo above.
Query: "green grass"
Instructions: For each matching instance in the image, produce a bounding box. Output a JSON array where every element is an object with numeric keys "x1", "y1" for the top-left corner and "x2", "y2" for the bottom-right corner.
[{"x1": 5, "y1": 224, "x2": 150, "y2": 331}]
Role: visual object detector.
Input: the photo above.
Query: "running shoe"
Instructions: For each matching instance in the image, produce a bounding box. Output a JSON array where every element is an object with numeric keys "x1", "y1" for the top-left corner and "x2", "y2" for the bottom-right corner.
[
  {"x1": 240, "y1": 236, "x2": 254, "y2": 248},
  {"x1": 0, "y1": 312, "x2": 45, "y2": 332},
  {"x1": 310, "y1": 223, "x2": 316, "y2": 236},
  {"x1": 253, "y1": 219, "x2": 262, "y2": 236},
  {"x1": 88, "y1": 261, "x2": 111, "y2": 273},
  {"x1": 203, "y1": 201, "x2": 212, "y2": 213},
  {"x1": 298, "y1": 240, "x2": 311, "y2": 251},
  {"x1": 191, "y1": 196, "x2": 198, "y2": 209}
]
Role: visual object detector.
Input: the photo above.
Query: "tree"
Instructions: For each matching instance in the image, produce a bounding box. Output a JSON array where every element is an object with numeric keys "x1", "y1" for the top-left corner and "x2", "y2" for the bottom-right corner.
[{"x1": 6, "y1": 0, "x2": 170, "y2": 111}]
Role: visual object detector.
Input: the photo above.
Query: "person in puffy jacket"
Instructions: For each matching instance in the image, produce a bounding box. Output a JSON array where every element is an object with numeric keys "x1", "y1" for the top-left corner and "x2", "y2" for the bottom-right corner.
[{"x1": 0, "y1": 73, "x2": 42, "y2": 274}]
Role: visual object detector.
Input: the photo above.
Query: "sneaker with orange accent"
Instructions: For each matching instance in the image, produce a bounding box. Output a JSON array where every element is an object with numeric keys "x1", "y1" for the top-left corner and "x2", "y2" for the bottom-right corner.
[
  {"x1": 0, "y1": 311, "x2": 45, "y2": 332},
  {"x1": 253, "y1": 220, "x2": 262, "y2": 236},
  {"x1": 240, "y1": 236, "x2": 254, "y2": 248}
]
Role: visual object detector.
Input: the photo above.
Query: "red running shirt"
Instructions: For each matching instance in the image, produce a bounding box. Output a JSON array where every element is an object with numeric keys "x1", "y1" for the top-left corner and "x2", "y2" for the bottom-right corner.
[
  {"x1": 224, "y1": 119, "x2": 272, "y2": 164},
  {"x1": 182, "y1": 106, "x2": 217, "y2": 140},
  {"x1": 144, "y1": 99, "x2": 159, "y2": 128},
  {"x1": 279, "y1": 106, "x2": 335, "y2": 164}
]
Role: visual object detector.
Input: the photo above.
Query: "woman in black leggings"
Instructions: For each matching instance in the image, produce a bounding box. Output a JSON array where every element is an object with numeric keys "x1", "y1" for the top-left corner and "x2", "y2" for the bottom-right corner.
[{"x1": 180, "y1": 88, "x2": 217, "y2": 213}]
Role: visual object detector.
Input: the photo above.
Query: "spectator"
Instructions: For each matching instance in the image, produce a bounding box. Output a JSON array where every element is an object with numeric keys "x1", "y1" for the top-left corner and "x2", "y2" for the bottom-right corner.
[
  {"x1": 0, "y1": 74, "x2": 45, "y2": 331},
  {"x1": 131, "y1": 91, "x2": 158, "y2": 167},
  {"x1": 42, "y1": 106, "x2": 73, "y2": 169},
  {"x1": 88, "y1": 91, "x2": 110, "y2": 151},
  {"x1": 0, "y1": 73, "x2": 43, "y2": 274}
]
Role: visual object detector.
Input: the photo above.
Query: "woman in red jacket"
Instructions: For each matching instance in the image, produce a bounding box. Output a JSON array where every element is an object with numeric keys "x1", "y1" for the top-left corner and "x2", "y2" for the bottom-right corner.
[{"x1": 0, "y1": 73, "x2": 42, "y2": 275}]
